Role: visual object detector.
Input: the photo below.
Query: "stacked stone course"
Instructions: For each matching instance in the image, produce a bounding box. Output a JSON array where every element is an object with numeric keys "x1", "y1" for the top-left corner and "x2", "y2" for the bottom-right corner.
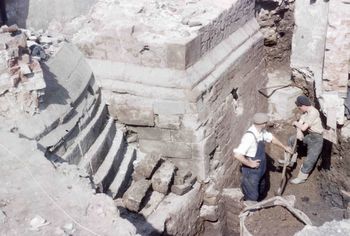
[{"x1": 68, "y1": 0, "x2": 267, "y2": 183}]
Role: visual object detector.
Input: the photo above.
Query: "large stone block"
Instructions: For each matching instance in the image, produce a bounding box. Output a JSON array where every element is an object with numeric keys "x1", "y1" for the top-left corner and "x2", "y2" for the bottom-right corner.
[
  {"x1": 131, "y1": 127, "x2": 171, "y2": 141},
  {"x1": 153, "y1": 100, "x2": 186, "y2": 115},
  {"x1": 111, "y1": 105, "x2": 154, "y2": 126},
  {"x1": 139, "y1": 139, "x2": 192, "y2": 159},
  {"x1": 151, "y1": 161, "x2": 176, "y2": 194},
  {"x1": 122, "y1": 179, "x2": 151, "y2": 212},
  {"x1": 156, "y1": 115, "x2": 181, "y2": 130},
  {"x1": 133, "y1": 153, "x2": 162, "y2": 180}
]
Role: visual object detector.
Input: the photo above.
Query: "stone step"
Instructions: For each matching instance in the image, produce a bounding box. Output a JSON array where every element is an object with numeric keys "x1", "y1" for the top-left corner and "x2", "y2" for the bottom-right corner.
[
  {"x1": 46, "y1": 93, "x2": 102, "y2": 159},
  {"x1": 108, "y1": 147, "x2": 138, "y2": 199},
  {"x1": 93, "y1": 129, "x2": 125, "y2": 192},
  {"x1": 79, "y1": 117, "x2": 116, "y2": 175},
  {"x1": 38, "y1": 91, "x2": 98, "y2": 151},
  {"x1": 61, "y1": 102, "x2": 108, "y2": 164}
]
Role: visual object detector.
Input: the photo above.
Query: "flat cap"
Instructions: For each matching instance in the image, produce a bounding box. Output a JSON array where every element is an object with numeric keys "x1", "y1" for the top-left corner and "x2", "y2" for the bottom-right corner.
[
  {"x1": 253, "y1": 113, "x2": 269, "y2": 125},
  {"x1": 295, "y1": 95, "x2": 311, "y2": 107}
]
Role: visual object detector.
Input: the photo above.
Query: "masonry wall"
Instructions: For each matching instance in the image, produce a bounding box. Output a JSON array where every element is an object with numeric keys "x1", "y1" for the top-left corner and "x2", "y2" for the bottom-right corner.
[
  {"x1": 7, "y1": 0, "x2": 95, "y2": 29},
  {"x1": 71, "y1": 0, "x2": 267, "y2": 182}
]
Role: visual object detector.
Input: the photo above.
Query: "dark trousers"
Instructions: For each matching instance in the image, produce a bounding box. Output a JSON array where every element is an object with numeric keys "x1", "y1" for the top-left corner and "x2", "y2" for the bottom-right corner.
[{"x1": 0, "y1": 0, "x2": 7, "y2": 24}]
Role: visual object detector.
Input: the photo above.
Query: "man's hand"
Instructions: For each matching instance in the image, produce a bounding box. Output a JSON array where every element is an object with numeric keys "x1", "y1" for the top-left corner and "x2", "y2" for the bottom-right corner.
[
  {"x1": 284, "y1": 146, "x2": 293, "y2": 154},
  {"x1": 249, "y1": 159, "x2": 260, "y2": 168}
]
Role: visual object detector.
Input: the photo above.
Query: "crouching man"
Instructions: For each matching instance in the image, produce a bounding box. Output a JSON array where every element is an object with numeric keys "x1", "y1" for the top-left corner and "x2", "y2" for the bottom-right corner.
[{"x1": 233, "y1": 113, "x2": 292, "y2": 202}]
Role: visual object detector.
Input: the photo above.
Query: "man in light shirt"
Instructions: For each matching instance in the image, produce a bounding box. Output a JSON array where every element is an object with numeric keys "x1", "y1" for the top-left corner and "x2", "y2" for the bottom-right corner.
[
  {"x1": 288, "y1": 95, "x2": 324, "y2": 184},
  {"x1": 234, "y1": 113, "x2": 292, "y2": 202}
]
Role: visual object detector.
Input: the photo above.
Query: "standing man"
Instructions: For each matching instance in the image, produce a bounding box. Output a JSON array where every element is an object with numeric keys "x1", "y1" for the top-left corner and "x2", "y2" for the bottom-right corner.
[
  {"x1": 234, "y1": 113, "x2": 292, "y2": 202},
  {"x1": 289, "y1": 95, "x2": 323, "y2": 184},
  {"x1": 0, "y1": 0, "x2": 7, "y2": 26}
]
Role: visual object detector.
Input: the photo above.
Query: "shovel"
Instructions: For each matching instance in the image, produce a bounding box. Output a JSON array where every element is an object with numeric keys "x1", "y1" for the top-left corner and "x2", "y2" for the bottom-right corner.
[{"x1": 275, "y1": 130, "x2": 298, "y2": 196}]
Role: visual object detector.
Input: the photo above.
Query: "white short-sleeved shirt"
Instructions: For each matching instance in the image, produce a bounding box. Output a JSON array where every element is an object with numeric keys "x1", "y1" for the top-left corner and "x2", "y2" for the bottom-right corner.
[{"x1": 234, "y1": 125, "x2": 273, "y2": 158}]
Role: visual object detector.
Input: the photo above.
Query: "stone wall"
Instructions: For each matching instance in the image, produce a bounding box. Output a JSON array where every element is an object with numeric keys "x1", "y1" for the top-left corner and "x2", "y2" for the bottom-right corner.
[
  {"x1": 255, "y1": 0, "x2": 295, "y2": 67},
  {"x1": 7, "y1": 0, "x2": 95, "y2": 29},
  {"x1": 65, "y1": 0, "x2": 267, "y2": 182}
]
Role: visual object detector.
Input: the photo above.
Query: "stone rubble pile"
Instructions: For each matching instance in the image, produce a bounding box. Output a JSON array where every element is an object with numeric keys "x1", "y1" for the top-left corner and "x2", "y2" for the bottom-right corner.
[
  {"x1": 0, "y1": 24, "x2": 65, "y2": 115},
  {"x1": 123, "y1": 153, "x2": 197, "y2": 213}
]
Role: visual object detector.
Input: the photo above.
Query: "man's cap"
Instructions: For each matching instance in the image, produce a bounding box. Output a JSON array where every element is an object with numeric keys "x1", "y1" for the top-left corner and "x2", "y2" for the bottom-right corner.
[
  {"x1": 295, "y1": 95, "x2": 311, "y2": 107},
  {"x1": 253, "y1": 113, "x2": 269, "y2": 125}
]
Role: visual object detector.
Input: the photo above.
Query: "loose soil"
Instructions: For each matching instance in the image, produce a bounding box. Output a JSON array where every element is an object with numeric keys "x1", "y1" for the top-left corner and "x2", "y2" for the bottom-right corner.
[{"x1": 245, "y1": 206, "x2": 305, "y2": 236}]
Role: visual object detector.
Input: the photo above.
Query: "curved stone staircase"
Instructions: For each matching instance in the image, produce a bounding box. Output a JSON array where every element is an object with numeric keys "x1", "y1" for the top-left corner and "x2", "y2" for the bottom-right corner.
[{"x1": 20, "y1": 42, "x2": 200, "y2": 235}]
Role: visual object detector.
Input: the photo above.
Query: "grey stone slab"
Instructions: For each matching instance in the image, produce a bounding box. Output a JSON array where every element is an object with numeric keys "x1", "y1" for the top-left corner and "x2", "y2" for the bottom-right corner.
[
  {"x1": 122, "y1": 179, "x2": 151, "y2": 212},
  {"x1": 39, "y1": 92, "x2": 97, "y2": 149},
  {"x1": 139, "y1": 139, "x2": 192, "y2": 159},
  {"x1": 133, "y1": 153, "x2": 162, "y2": 180},
  {"x1": 112, "y1": 106, "x2": 154, "y2": 126},
  {"x1": 79, "y1": 117, "x2": 116, "y2": 175},
  {"x1": 8, "y1": 0, "x2": 95, "y2": 29},
  {"x1": 140, "y1": 191, "x2": 165, "y2": 218},
  {"x1": 93, "y1": 128, "x2": 125, "y2": 192},
  {"x1": 61, "y1": 103, "x2": 107, "y2": 164},
  {"x1": 151, "y1": 161, "x2": 176, "y2": 194},
  {"x1": 109, "y1": 147, "x2": 137, "y2": 199},
  {"x1": 200, "y1": 205, "x2": 219, "y2": 222},
  {"x1": 291, "y1": 0, "x2": 329, "y2": 96}
]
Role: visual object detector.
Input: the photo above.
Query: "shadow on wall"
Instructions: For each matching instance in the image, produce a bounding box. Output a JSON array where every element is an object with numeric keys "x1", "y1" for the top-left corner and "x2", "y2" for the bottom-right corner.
[{"x1": 7, "y1": 0, "x2": 29, "y2": 28}]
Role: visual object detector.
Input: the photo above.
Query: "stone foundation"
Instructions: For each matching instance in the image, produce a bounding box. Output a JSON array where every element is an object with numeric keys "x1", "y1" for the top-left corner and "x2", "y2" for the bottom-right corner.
[{"x1": 68, "y1": 0, "x2": 267, "y2": 181}]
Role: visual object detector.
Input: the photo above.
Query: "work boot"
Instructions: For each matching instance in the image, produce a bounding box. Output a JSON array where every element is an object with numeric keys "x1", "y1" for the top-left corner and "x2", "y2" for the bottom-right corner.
[{"x1": 290, "y1": 171, "x2": 308, "y2": 184}]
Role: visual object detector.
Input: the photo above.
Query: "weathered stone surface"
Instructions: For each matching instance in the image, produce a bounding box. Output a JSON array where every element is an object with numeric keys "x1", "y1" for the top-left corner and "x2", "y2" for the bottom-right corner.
[
  {"x1": 131, "y1": 127, "x2": 171, "y2": 142},
  {"x1": 267, "y1": 69, "x2": 303, "y2": 120},
  {"x1": 7, "y1": 0, "x2": 95, "y2": 29},
  {"x1": 153, "y1": 100, "x2": 185, "y2": 115},
  {"x1": 291, "y1": 0, "x2": 328, "y2": 96},
  {"x1": 156, "y1": 115, "x2": 181, "y2": 130},
  {"x1": 123, "y1": 179, "x2": 151, "y2": 212},
  {"x1": 204, "y1": 184, "x2": 221, "y2": 206},
  {"x1": 111, "y1": 105, "x2": 154, "y2": 126},
  {"x1": 323, "y1": 0, "x2": 350, "y2": 97},
  {"x1": 139, "y1": 139, "x2": 192, "y2": 159},
  {"x1": 140, "y1": 191, "x2": 165, "y2": 217},
  {"x1": 200, "y1": 205, "x2": 219, "y2": 222},
  {"x1": 295, "y1": 219, "x2": 350, "y2": 236},
  {"x1": 133, "y1": 153, "x2": 162, "y2": 180},
  {"x1": 174, "y1": 169, "x2": 192, "y2": 185},
  {"x1": 171, "y1": 184, "x2": 192, "y2": 196},
  {"x1": 151, "y1": 161, "x2": 176, "y2": 194},
  {"x1": 147, "y1": 183, "x2": 202, "y2": 235}
]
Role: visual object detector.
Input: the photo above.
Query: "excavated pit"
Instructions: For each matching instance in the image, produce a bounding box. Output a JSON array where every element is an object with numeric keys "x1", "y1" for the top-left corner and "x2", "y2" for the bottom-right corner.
[{"x1": 245, "y1": 206, "x2": 305, "y2": 236}]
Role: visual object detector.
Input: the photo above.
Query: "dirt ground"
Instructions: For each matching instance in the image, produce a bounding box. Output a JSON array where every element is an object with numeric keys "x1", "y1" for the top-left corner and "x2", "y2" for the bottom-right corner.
[{"x1": 245, "y1": 206, "x2": 305, "y2": 236}]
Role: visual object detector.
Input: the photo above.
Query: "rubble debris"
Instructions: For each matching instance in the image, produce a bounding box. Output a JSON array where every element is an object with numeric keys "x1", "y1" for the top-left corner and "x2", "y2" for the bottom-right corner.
[
  {"x1": 0, "y1": 210, "x2": 6, "y2": 224},
  {"x1": 0, "y1": 23, "x2": 66, "y2": 115},
  {"x1": 29, "y1": 215, "x2": 50, "y2": 231}
]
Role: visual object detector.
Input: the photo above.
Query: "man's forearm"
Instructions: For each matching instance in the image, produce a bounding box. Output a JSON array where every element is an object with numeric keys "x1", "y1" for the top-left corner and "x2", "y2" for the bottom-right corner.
[{"x1": 234, "y1": 154, "x2": 250, "y2": 166}]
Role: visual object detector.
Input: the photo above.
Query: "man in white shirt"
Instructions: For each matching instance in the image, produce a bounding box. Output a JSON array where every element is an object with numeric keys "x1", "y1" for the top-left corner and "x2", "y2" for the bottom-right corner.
[
  {"x1": 234, "y1": 113, "x2": 292, "y2": 201},
  {"x1": 288, "y1": 95, "x2": 323, "y2": 184}
]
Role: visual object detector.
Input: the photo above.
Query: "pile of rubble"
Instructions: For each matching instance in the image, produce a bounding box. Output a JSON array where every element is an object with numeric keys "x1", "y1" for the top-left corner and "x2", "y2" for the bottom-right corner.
[
  {"x1": 0, "y1": 24, "x2": 65, "y2": 115},
  {"x1": 122, "y1": 153, "x2": 197, "y2": 214}
]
